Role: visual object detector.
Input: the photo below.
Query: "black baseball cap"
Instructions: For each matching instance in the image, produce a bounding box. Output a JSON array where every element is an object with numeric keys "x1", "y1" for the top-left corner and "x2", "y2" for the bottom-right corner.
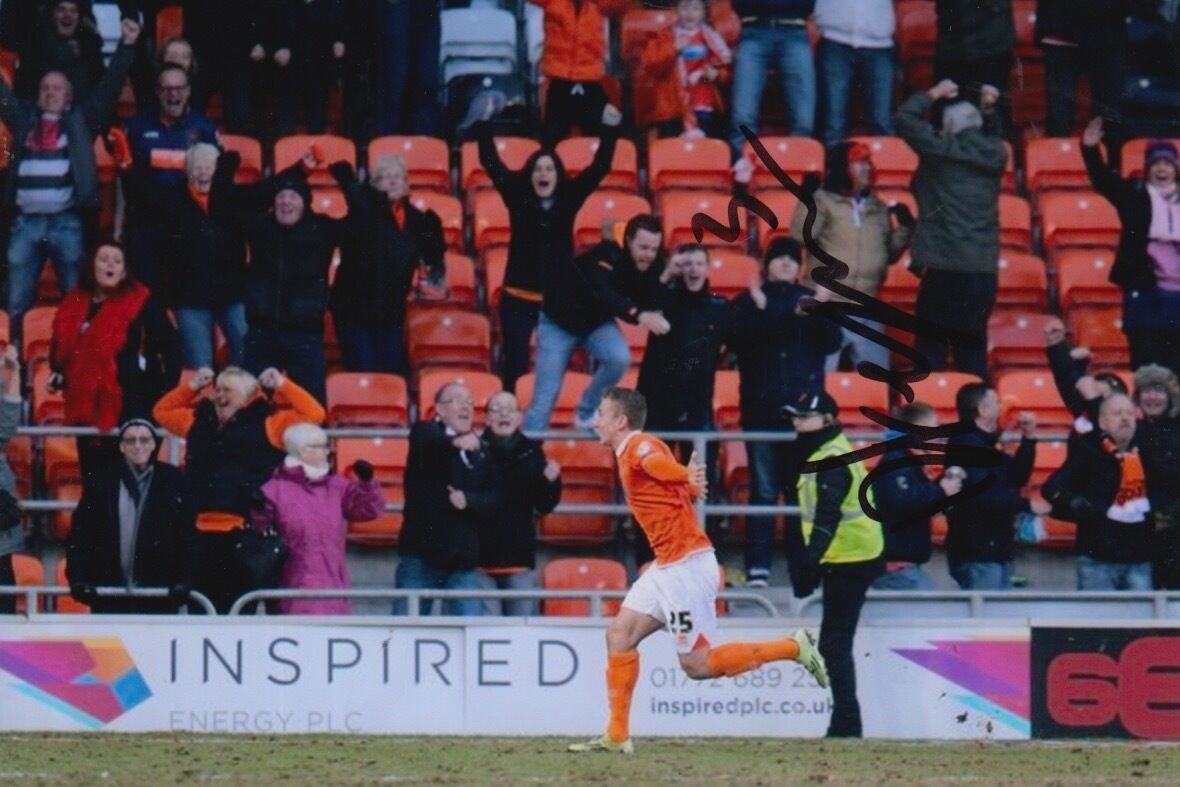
[{"x1": 783, "y1": 390, "x2": 839, "y2": 418}]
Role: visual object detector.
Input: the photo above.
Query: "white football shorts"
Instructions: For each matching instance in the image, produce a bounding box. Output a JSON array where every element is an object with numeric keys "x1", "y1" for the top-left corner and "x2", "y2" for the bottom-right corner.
[{"x1": 622, "y1": 549, "x2": 719, "y2": 654}]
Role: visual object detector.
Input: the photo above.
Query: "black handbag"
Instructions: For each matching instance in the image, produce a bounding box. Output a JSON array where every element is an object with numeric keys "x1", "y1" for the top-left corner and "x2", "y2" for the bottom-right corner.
[{"x1": 231, "y1": 526, "x2": 288, "y2": 590}]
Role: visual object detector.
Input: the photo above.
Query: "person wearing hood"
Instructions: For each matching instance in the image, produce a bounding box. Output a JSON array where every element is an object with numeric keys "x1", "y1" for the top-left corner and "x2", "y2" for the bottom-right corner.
[
  {"x1": 66, "y1": 418, "x2": 198, "y2": 613},
  {"x1": 476, "y1": 100, "x2": 621, "y2": 391},
  {"x1": 870, "y1": 401, "x2": 963, "y2": 590},
  {"x1": 787, "y1": 390, "x2": 883, "y2": 738},
  {"x1": 478, "y1": 391, "x2": 563, "y2": 616},
  {"x1": 249, "y1": 422, "x2": 385, "y2": 615},
  {"x1": 731, "y1": 237, "x2": 842, "y2": 587},
  {"x1": 1134, "y1": 363, "x2": 1180, "y2": 588},
  {"x1": 1043, "y1": 394, "x2": 1154, "y2": 590},
  {"x1": 1082, "y1": 119, "x2": 1180, "y2": 372},
  {"x1": 789, "y1": 140, "x2": 914, "y2": 372},
  {"x1": 243, "y1": 165, "x2": 344, "y2": 404},
  {"x1": 152, "y1": 365, "x2": 326, "y2": 612}
]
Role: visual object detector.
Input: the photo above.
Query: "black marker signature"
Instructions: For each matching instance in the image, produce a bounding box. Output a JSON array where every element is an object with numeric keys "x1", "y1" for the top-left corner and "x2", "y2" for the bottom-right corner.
[{"x1": 691, "y1": 126, "x2": 1020, "y2": 524}]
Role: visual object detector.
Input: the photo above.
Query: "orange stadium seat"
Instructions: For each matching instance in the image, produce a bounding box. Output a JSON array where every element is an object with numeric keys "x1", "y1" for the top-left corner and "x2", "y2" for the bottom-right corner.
[
  {"x1": 713, "y1": 369, "x2": 741, "y2": 430},
  {"x1": 411, "y1": 192, "x2": 464, "y2": 252},
  {"x1": 876, "y1": 188, "x2": 918, "y2": 217},
  {"x1": 826, "y1": 372, "x2": 889, "y2": 433},
  {"x1": 274, "y1": 134, "x2": 356, "y2": 188},
  {"x1": 574, "y1": 192, "x2": 651, "y2": 252},
  {"x1": 720, "y1": 440, "x2": 749, "y2": 497},
  {"x1": 847, "y1": 136, "x2": 918, "y2": 189},
  {"x1": 621, "y1": 8, "x2": 675, "y2": 64},
  {"x1": 542, "y1": 439, "x2": 616, "y2": 487},
  {"x1": 326, "y1": 373, "x2": 409, "y2": 428},
  {"x1": 460, "y1": 137, "x2": 540, "y2": 193},
  {"x1": 707, "y1": 249, "x2": 759, "y2": 300},
  {"x1": 556, "y1": 136, "x2": 639, "y2": 193},
  {"x1": 22, "y1": 305, "x2": 55, "y2": 365},
  {"x1": 878, "y1": 255, "x2": 922, "y2": 312},
  {"x1": 996, "y1": 251, "x2": 1049, "y2": 311},
  {"x1": 1121, "y1": 138, "x2": 1180, "y2": 180},
  {"x1": 429, "y1": 252, "x2": 479, "y2": 309},
  {"x1": 541, "y1": 558, "x2": 627, "y2": 617},
  {"x1": 906, "y1": 372, "x2": 983, "y2": 423},
  {"x1": 1013, "y1": 0, "x2": 1040, "y2": 57},
  {"x1": 484, "y1": 246, "x2": 507, "y2": 309},
  {"x1": 472, "y1": 189, "x2": 510, "y2": 254},
  {"x1": 0, "y1": 311, "x2": 9, "y2": 345},
  {"x1": 1024, "y1": 138, "x2": 1089, "y2": 193},
  {"x1": 416, "y1": 369, "x2": 502, "y2": 423},
  {"x1": 755, "y1": 189, "x2": 800, "y2": 254},
  {"x1": 999, "y1": 194, "x2": 1033, "y2": 252},
  {"x1": 895, "y1": 0, "x2": 936, "y2": 87},
  {"x1": 12, "y1": 554, "x2": 43, "y2": 613},
  {"x1": 43, "y1": 436, "x2": 80, "y2": 487},
  {"x1": 618, "y1": 320, "x2": 648, "y2": 365},
  {"x1": 336, "y1": 437, "x2": 404, "y2": 545},
  {"x1": 1070, "y1": 308, "x2": 1129, "y2": 368},
  {"x1": 54, "y1": 561, "x2": 89, "y2": 613},
  {"x1": 997, "y1": 369, "x2": 1073, "y2": 434},
  {"x1": 32, "y1": 365, "x2": 65, "y2": 425},
  {"x1": 7, "y1": 435, "x2": 31, "y2": 498},
  {"x1": 989, "y1": 312, "x2": 1055, "y2": 370},
  {"x1": 220, "y1": 134, "x2": 263, "y2": 184},
  {"x1": 540, "y1": 485, "x2": 616, "y2": 546},
  {"x1": 648, "y1": 138, "x2": 732, "y2": 193},
  {"x1": 1056, "y1": 249, "x2": 1120, "y2": 311},
  {"x1": 368, "y1": 135, "x2": 451, "y2": 192},
  {"x1": 515, "y1": 371, "x2": 591, "y2": 427},
  {"x1": 309, "y1": 188, "x2": 347, "y2": 218},
  {"x1": 660, "y1": 190, "x2": 744, "y2": 249},
  {"x1": 50, "y1": 481, "x2": 81, "y2": 542},
  {"x1": 742, "y1": 136, "x2": 825, "y2": 193},
  {"x1": 1038, "y1": 191, "x2": 1120, "y2": 260},
  {"x1": 155, "y1": 5, "x2": 183, "y2": 49},
  {"x1": 1028, "y1": 439, "x2": 1068, "y2": 490},
  {"x1": 406, "y1": 309, "x2": 491, "y2": 371}
]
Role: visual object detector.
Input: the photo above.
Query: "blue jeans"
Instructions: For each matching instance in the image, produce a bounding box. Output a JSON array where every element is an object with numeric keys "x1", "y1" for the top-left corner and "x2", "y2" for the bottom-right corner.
[
  {"x1": 818, "y1": 40, "x2": 896, "y2": 148},
  {"x1": 8, "y1": 211, "x2": 84, "y2": 343},
  {"x1": 523, "y1": 313, "x2": 629, "y2": 431},
  {"x1": 176, "y1": 304, "x2": 247, "y2": 369},
  {"x1": 729, "y1": 26, "x2": 817, "y2": 154},
  {"x1": 949, "y1": 561, "x2": 1013, "y2": 590},
  {"x1": 872, "y1": 564, "x2": 935, "y2": 590},
  {"x1": 393, "y1": 555, "x2": 485, "y2": 616},
  {"x1": 335, "y1": 318, "x2": 407, "y2": 375},
  {"x1": 479, "y1": 569, "x2": 540, "y2": 616},
  {"x1": 1076, "y1": 556, "x2": 1153, "y2": 591},
  {"x1": 745, "y1": 435, "x2": 801, "y2": 581}
]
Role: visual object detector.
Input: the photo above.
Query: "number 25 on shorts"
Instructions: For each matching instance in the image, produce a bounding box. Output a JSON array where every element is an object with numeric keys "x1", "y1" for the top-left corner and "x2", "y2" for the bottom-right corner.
[{"x1": 668, "y1": 611, "x2": 693, "y2": 634}]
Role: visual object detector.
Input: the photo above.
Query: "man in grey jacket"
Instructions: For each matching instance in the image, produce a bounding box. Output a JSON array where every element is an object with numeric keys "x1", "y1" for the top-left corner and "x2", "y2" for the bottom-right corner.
[
  {"x1": 896, "y1": 79, "x2": 1008, "y2": 378},
  {"x1": 0, "y1": 17, "x2": 140, "y2": 348}
]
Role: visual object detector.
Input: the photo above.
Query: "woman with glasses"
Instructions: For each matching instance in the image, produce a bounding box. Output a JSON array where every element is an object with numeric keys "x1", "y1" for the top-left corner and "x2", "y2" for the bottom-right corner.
[{"x1": 249, "y1": 422, "x2": 385, "y2": 615}]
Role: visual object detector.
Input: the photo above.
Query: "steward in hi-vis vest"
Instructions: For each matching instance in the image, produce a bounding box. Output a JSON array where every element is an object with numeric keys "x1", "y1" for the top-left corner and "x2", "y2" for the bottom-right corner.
[{"x1": 786, "y1": 390, "x2": 885, "y2": 740}]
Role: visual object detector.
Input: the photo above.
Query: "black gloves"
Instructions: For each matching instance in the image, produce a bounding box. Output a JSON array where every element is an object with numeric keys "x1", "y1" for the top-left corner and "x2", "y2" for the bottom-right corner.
[
  {"x1": 168, "y1": 583, "x2": 191, "y2": 603},
  {"x1": 791, "y1": 563, "x2": 822, "y2": 599},
  {"x1": 217, "y1": 149, "x2": 242, "y2": 175},
  {"x1": 800, "y1": 172, "x2": 822, "y2": 198},
  {"x1": 889, "y1": 202, "x2": 916, "y2": 228},
  {"x1": 1068, "y1": 497, "x2": 1096, "y2": 519},
  {"x1": 352, "y1": 460, "x2": 375, "y2": 483},
  {"x1": 329, "y1": 160, "x2": 355, "y2": 185}
]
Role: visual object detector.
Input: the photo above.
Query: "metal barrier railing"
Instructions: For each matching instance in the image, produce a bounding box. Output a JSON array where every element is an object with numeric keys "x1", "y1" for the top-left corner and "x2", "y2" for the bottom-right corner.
[
  {"x1": 0, "y1": 585, "x2": 218, "y2": 616},
  {"x1": 800, "y1": 590, "x2": 1180, "y2": 619},
  {"x1": 228, "y1": 587, "x2": 781, "y2": 617}
]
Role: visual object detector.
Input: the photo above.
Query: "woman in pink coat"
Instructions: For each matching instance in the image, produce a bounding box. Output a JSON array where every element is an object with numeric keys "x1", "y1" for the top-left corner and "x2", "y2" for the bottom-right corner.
[{"x1": 251, "y1": 423, "x2": 386, "y2": 614}]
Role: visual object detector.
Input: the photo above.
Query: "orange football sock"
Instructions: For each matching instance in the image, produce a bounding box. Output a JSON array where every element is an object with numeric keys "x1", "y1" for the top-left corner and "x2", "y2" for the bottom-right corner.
[
  {"x1": 706, "y1": 639, "x2": 800, "y2": 677},
  {"x1": 606, "y1": 650, "x2": 640, "y2": 742}
]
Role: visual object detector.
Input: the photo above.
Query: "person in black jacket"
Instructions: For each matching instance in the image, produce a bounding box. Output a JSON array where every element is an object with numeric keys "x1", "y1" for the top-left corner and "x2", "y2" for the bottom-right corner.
[
  {"x1": 477, "y1": 101, "x2": 621, "y2": 391},
  {"x1": 1043, "y1": 315, "x2": 1128, "y2": 438},
  {"x1": 273, "y1": 0, "x2": 345, "y2": 135},
  {"x1": 1043, "y1": 394, "x2": 1154, "y2": 589},
  {"x1": 243, "y1": 168, "x2": 342, "y2": 404},
  {"x1": 525, "y1": 213, "x2": 669, "y2": 431},
  {"x1": 730, "y1": 237, "x2": 842, "y2": 586},
  {"x1": 945, "y1": 382, "x2": 1049, "y2": 589},
  {"x1": 1133, "y1": 364, "x2": 1180, "y2": 589},
  {"x1": 870, "y1": 402, "x2": 963, "y2": 590},
  {"x1": 13, "y1": 1, "x2": 105, "y2": 102},
  {"x1": 328, "y1": 155, "x2": 445, "y2": 376},
  {"x1": 66, "y1": 419, "x2": 198, "y2": 613},
  {"x1": 479, "y1": 391, "x2": 562, "y2": 616},
  {"x1": 1083, "y1": 119, "x2": 1180, "y2": 373},
  {"x1": 395, "y1": 381, "x2": 493, "y2": 617}
]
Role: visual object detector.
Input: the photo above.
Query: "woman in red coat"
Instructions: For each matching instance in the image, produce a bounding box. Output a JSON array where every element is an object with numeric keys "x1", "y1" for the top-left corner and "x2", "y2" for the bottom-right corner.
[{"x1": 50, "y1": 241, "x2": 180, "y2": 480}]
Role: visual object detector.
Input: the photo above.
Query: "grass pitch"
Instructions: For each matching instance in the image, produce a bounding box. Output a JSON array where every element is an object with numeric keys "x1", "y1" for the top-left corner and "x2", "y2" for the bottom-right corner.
[{"x1": 2, "y1": 734, "x2": 1178, "y2": 785}]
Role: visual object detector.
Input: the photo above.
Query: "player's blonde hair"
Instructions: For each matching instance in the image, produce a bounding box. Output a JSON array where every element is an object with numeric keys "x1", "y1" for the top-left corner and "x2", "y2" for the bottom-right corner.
[{"x1": 602, "y1": 388, "x2": 647, "y2": 430}]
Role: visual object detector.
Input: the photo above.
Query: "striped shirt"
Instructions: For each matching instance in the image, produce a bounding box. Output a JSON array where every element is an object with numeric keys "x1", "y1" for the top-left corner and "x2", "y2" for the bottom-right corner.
[{"x1": 16, "y1": 129, "x2": 74, "y2": 215}]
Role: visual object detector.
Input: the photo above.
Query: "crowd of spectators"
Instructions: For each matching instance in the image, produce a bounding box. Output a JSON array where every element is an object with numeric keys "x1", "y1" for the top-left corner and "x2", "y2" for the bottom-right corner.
[{"x1": 0, "y1": 0, "x2": 1177, "y2": 615}]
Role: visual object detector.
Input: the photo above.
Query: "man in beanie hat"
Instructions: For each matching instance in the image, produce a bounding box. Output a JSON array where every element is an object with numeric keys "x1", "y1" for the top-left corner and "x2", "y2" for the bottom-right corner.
[
  {"x1": 731, "y1": 237, "x2": 842, "y2": 586},
  {"x1": 790, "y1": 140, "x2": 914, "y2": 372},
  {"x1": 66, "y1": 418, "x2": 198, "y2": 613},
  {"x1": 1084, "y1": 118, "x2": 1180, "y2": 372},
  {"x1": 242, "y1": 164, "x2": 345, "y2": 404},
  {"x1": 1134, "y1": 363, "x2": 1180, "y2": 588},
  {"x1": 896, "y1": 79, "x2": 1008, "y2": 377},
  {"x1": 786, "y1": 389, "x2": 882, "y2": 737}
]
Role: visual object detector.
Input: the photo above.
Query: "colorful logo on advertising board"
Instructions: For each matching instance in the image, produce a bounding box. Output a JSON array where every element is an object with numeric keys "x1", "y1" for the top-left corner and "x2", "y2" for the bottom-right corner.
[
  {"x1": 0, "y1": 638, "x2": 151, "y2": 728},
  {"x1": 893, "y1": 638, "x2": 1031, "y2": 735}
]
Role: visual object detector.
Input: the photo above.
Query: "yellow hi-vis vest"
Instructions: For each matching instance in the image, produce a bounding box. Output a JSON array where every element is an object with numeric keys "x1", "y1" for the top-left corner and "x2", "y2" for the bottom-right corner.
[{"x1": 798, "y1": 432, "x2": 884, "y2": 564}]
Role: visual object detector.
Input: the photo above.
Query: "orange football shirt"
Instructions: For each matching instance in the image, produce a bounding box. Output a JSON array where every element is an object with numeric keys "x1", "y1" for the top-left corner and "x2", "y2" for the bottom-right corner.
[{"x1": 616, "y1": 432, "x2": 712, "y2": 565}]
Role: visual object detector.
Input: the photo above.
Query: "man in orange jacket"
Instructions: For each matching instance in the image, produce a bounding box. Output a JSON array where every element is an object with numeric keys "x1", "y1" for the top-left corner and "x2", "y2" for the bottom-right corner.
[{"x1": 532, "y1": 0, "x2": 629, "y2": 141}]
